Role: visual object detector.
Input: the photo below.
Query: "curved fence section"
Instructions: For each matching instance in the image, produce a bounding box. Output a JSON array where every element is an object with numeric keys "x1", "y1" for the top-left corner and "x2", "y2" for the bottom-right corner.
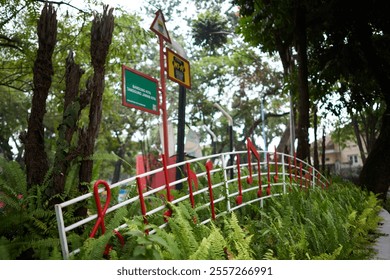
[{"x1": 55, "y1": 138, "x2": 330, "y2": 259}]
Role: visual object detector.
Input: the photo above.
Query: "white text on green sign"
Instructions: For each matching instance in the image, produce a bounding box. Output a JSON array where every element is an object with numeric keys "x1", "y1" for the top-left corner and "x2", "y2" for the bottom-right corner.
[{"x1": 122, "y1": 65, "x2": 159, "y2": 115}]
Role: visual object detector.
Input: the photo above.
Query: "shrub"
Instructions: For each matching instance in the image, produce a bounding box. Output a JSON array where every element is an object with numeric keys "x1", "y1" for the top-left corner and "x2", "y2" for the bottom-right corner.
[{"x1": 247, "y1": 182, "x2": 382, "y2": 260}]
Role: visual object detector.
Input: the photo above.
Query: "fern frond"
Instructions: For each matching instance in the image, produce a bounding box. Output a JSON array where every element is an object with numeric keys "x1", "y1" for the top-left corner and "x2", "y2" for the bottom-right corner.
[
  {"x1": 149, "y1": 230, "x2": 182, "y2": 260},
  {"x1": 167, "y1": 203, "x2": 199, "y2": 258},
  {"x1": 189, "y1": 237, "x2": 210, "y2": 260},
  {"x1": 207, "y1": 224, "x2": 227, "y2": 260},
  {"x1": 0, "y1": 158, "x2": 27, "y2": 195},
  {"x1": 263, "y1": 249, "x2": 278, "y2": 260}
]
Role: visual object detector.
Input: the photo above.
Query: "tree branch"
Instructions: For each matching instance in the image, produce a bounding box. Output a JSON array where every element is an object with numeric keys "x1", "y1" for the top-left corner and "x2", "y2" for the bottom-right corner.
[
  {"x1": 0, "y1": 34, "x2": 23, "y2": 52},
  {"x1": 241, "y1": 111, "x2": 290, "y2": 143},
  {"x1": 35, "y1": 0, "x2": 88, "y2": 14}
]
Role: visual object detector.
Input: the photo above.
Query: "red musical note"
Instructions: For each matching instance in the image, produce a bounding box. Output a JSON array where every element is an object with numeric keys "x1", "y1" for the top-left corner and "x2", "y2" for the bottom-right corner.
[
  {"x1": 89, "y1": 180, "x2": 124, "y2": 256},
  {"x1": 246, "y1": 138, "x2": 262, "y2": 197}
]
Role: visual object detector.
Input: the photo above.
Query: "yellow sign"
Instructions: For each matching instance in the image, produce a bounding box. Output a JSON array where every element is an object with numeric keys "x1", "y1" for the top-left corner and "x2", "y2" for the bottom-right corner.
[{"x1": 166, "y1": 48, "x2": 191, "y2": 89}]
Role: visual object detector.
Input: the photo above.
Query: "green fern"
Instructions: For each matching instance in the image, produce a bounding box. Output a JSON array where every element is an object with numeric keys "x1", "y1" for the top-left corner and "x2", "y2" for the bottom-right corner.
[
  {"x1": 246, "y1": 182, "x2": 382, "y2": 260},
  {"x1": 166, "y1": 203, "x2": 199, "y2": 257},
  {"x1": 223, "y1": 212, "x2": 253, "y2": 259},
  {"x1": 205, "y1": 225, "x2": 228, "y2": 260},
  {"x1": 0, "y1": 157, "x2": 84, "y2": 259},
  {"x1": 189, "y1": 237, "x2": 211, "y2": 260}
]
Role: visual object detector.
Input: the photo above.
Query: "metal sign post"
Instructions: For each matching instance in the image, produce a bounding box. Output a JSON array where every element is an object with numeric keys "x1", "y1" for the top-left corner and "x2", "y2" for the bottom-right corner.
[
  {"x1": 158, "y1": 35, "x2": 170, "y2": 163},
  {"x1": 150, "y1": 10, "x2": 171, "y2": 162},
  {"x1": 150, "y1": 10, "x2": 193, "y2": 192}
]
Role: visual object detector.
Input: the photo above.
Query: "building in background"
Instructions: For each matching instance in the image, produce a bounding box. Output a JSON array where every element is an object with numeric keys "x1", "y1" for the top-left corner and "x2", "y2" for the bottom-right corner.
[{"x1": 315, "y1": 134, "x2": 367, "y2": 182}]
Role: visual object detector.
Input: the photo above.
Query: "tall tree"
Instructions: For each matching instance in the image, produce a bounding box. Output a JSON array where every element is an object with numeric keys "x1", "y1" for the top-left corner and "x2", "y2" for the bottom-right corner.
[
  {"x1": 21, "y1": 3, "x2": 57, "y2": 187},
  {"x1": 1, "y1": 1, "x2": 152, "y2": 192},
  {"x1": 309, "y1": 0, "x2": 390, "y2": 200},
  {"x1": 293, "y1": 1, "x2": 310, "y2": 161},
  {"x1": 78, "y1": 6, "x2": 114, "y2": 195},
  {"x1": 49, "y1": 51, "x2": 89, "y2": 198},
  {"x1": 234, "y1": 0, "x2": 390, "y2": 200},
  {"x1": 234, "y1": 0, "x2": 312, "y2": 161}
]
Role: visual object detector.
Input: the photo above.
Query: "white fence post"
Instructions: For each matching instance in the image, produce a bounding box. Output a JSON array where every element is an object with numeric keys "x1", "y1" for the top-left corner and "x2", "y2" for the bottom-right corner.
[
  {"x1": 312, "y1": 167, "x2": 316, "y2": 188},
  {"x1": 221, "y1": 153, "x2": 231, "y2": 213},
  {"x1": 55, "y1": 205, "x2": 69, "y2": 260}
]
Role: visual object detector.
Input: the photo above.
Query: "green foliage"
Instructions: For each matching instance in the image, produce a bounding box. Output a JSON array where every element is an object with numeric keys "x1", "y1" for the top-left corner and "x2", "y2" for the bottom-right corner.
[
  {"x1": 192, "y1": 10, "x2": 229, "y2": 53},
  {"x1": 0, "y1": 157, "x2": 82, "y2": 259},
  {"x1": 75, "y1": 207, "x2": 128, "y2": 260},
  {"x1": 76, "y1": 201, "x2": 255, "y2": 260},
  {"x1": 1, "y1": 152, "x2": 382, "y2": 260},
  {"x1": 248, "y1": 182, "x2": 382, "y2": 260}
]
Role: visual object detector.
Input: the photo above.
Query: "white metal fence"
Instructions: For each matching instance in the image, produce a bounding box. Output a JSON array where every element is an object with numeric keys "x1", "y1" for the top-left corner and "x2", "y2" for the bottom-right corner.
[{"x1": 55, "y1": 140, "x2": 329, "y2": 259}]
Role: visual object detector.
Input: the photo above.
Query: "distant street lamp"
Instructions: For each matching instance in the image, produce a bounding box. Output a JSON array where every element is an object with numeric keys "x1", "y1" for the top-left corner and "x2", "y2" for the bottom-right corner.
[
  {"x1": 203, "y1": 125, "x2": 217, "y2": 155},
  {"x1": 260, "y1": 94, "x2": 267, "y2": 154},
  {"x1": 213, "y1": 103, "x2": 234, "y2": 179}
]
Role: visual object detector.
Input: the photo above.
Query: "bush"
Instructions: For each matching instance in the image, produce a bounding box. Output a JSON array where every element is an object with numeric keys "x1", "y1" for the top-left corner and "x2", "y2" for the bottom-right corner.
[{"x1": 247, "y1": 182, "x2": 382, "y2": 260}]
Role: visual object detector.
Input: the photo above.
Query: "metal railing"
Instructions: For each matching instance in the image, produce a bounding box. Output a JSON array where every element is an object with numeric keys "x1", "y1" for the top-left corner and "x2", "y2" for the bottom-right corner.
[{"x1": 55, "y1": 138, "x2": 329, "y2": 259}]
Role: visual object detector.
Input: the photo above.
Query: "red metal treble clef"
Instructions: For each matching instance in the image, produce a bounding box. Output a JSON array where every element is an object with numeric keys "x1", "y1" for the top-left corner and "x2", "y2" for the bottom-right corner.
[{"x1": 89, "y1": 180, "x2": 124, "y2": 257}]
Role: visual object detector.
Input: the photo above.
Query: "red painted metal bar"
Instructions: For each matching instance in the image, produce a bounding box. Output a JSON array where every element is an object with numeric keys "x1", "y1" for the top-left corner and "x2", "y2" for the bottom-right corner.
[
  {"x1": 246, "y1": 138, "x2": 262, "y2": 197},
  {"x1": 274, "y1": 146, "x2": 278, "y2": 182},
  {"x1": 294, "y1": 152, "x2": 298, "y2": 181},
  {"x1": 161, "y1": 154, "x2": 173, "y2": 220},
  {"x1": 158, "y1": 34, "x2": 170, "y2": 176},
  {"x1": 326, "y1": 178, "x2": 331, "y2": 189},
  {"x1": 236, "y1": 155, "x2": 243, "y2": 205},
  {"x1": 299, "y1": 162, "x2": 303, "y2": 189},
  {"x1": 89, "y1": 180, "x2": 125, "y2": 256},
  {"x1": 89, "y1": 180, "x2": 111, "y2": 238},
  {"x1": 307, "y1": 167, "x2": 312, "y2": 188},
  {"x1": 266, "y1": 153, "x2": 271, "y2": 196},
  {"x1": 186, "y1": 162, "x2": 199, "y2": 223},
  {"x1": 136, "y1": 177, "x2": 148, "y2": 231},
  {"x1": 205, "y1": 160, "x2": 216, "y2": 220},
  {"x1": 186, "y1": 162, "x2": 198, "y2": 208},
  {"x1": 317, "y1": 172, "x2": 322, "y2": 189},
  {"x1": 162, "y1": 154, "x2": 173, "y2": 202}
]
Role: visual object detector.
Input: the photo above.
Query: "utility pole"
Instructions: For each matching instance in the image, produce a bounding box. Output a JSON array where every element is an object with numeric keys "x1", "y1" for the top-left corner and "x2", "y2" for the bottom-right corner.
[
  {"x1": 169, "y1": 40, "x2": 189, "y2": 190},
  {"x1": 214, "y1": 103, "x2": 234, "y2": 179},
  {"x1": 175, "y1": 85, "x2": 186, "y2": 190}
]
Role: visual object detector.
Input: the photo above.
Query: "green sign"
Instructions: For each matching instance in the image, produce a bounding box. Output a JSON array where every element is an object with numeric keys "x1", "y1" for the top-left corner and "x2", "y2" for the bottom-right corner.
[{"x1": 122, "y1": 65, "x2": 159, "y2": 115}]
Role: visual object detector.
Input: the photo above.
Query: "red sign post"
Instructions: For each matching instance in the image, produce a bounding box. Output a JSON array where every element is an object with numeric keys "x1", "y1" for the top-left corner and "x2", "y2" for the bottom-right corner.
[{"x1": 150, "y1": 10, "x2": 171, "y2": 166}]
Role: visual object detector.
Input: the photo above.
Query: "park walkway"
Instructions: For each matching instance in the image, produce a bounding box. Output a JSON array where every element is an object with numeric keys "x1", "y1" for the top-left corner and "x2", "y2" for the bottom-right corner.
[{"x1": 373, "y1": 208, "x2": 390, "y2": 260}]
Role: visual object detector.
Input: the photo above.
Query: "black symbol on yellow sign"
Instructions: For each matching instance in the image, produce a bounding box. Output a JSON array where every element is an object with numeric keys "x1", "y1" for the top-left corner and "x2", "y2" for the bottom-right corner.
[
  {"x1": 166, "y1": 48, "x2": 191, "y2": 89},
  {"x1": 173, "y1": 56, "x2": 185, "y2": 82}
]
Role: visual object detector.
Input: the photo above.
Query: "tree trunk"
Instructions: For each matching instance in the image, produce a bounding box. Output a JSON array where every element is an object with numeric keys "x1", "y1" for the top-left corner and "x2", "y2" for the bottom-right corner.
[
  {"x1": 50, "y1": 51, "x2": 87, "y2": 199},
  {"x1": 321, "y1": 127, "x2": 326, "y2": 173},
  {"x1": 356, "y1": 20, "x2": 390, "y2": 200},
  {"x1": 22, "y1": 4, "x2": 57, "y2": 187},
  {"x1": 351, "y1": 115, "x2": 366, "y2": 164},
  {"x1": 78, "y1": 6, "x2": 114, "y2": 195},
  {"x1": 313, "y1": 105, "x2": 319, "y2": 171},
  {"x1": 294, "y1": 3, "x2": 310, "y2": 162},
  {"x1": 359, "y1": 107, "x2": 390, "y2": 201},
  {"x1": 276, "y1": 126, "x2": 290, "y2": 154},
  {"x1": 0, "y1": 135, "x2": 13, "y2": 160}
]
